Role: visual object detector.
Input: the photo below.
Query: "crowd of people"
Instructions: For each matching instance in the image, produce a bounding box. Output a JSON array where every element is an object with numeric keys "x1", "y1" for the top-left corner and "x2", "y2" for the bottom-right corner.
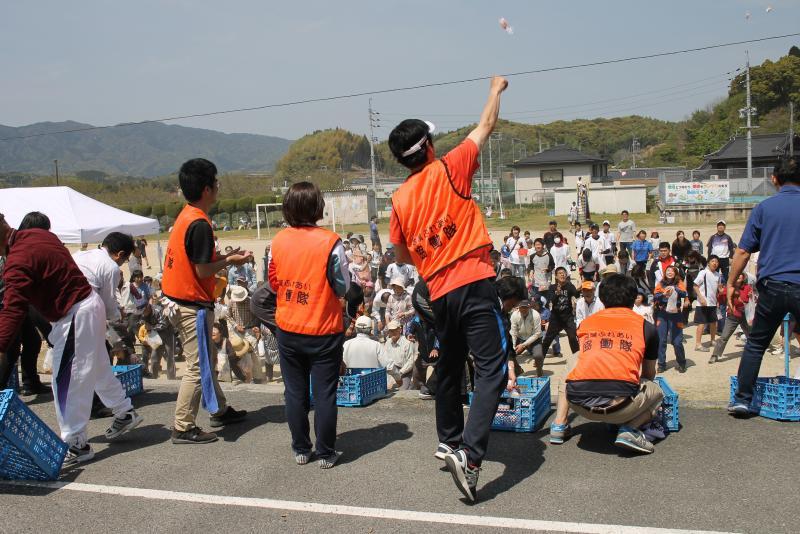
[{"x1": 0, "y1": 75, "x2": 798, "y2": 505}]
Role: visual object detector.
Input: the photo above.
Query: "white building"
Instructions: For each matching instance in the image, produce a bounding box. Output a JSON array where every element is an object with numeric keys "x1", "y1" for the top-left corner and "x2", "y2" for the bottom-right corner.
[{"x1": 511, "y1": 145, "x2": 608, "y2": 204}]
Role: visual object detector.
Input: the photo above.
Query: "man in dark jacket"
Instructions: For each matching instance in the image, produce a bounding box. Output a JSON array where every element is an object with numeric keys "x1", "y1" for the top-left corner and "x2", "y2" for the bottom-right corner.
[
  {"x1": 706, "y1": 221, "x2": 736, "y2": 282},
  {"x1": 0, "y1": 212, "x2": 142, "y2": 466}
]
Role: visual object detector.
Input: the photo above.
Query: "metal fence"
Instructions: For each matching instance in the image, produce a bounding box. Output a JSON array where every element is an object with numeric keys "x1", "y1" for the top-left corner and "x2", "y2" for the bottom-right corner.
[{"x1": 658, "y1": 167, "x2": 776, "y2": 205}]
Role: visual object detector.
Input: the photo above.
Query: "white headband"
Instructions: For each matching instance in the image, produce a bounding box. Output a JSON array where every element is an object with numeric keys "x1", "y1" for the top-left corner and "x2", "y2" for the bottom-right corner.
[{"x1": 400, "y1": 120, "x2": 436, "y2": 157}]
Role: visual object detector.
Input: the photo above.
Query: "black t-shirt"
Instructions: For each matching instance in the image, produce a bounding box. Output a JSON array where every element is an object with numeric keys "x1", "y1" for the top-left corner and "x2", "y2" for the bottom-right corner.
[
  {"x1": 185, "y1": 220, "x2": 215, "y2": 265},
  {"x1": 547, "y1": 282, "x2": 579, "y2": 318},
  {"x1": 566, "y1": 319, "x2": 659, "y2": 404}
]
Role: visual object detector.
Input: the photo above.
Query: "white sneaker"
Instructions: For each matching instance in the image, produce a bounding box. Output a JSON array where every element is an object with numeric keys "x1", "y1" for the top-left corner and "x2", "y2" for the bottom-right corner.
[{"x1": 63, "y1": 444, "x2": 95, "y2": 467}]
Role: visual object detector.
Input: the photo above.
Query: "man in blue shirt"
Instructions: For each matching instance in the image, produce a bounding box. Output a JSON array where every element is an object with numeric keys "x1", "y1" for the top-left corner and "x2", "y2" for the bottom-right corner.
[{"x1": 728, "y1": 154, "x2": 800, "y2": 415}]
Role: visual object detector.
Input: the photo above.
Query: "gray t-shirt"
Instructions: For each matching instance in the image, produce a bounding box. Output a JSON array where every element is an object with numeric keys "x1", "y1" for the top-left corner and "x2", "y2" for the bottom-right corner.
[
  {"x1": 618, "y1": 220, "x2": 636, "y2": 242},
  {"x1": 531, "y1": 253, "x2": 553, "y2": 288}
]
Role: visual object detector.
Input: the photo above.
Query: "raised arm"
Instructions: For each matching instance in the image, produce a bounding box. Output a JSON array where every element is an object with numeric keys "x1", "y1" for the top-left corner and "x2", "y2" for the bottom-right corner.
[{"x1": 466, "y1": 76, "x2": 508, "y2": 150}]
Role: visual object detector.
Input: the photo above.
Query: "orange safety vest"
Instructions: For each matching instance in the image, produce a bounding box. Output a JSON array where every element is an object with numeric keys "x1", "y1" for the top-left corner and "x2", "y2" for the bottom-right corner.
[
  {"x1": 391, "y1": 159, "x2": 493, "y2": 281},
  {"x1": 566, "y1": 308, "x2": 646, "y2": 385},
  {"x1": 161, "y1": 205, "x2": 217, "y2": 304},
  {"x1": 272, "y1": 226, "x2": 344, "y2": 336}
]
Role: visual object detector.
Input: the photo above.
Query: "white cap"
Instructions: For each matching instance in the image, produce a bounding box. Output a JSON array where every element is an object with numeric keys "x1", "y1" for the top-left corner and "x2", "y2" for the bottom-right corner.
[
  {"x1": 355, "y1": 315, "x2": 372, "y2": 329},
  {"x1": 400, "y1": 121, "x2": 436, "y2": 157},
  {"x1": 602, "y1": 220, "x2": 611, "y2": 226},
  {"x1": 386, "y1": 320, "x2": 402, "y2": 330},
  {"x1": 229, "y1": 286, "x2": 248, "y2": 303}
]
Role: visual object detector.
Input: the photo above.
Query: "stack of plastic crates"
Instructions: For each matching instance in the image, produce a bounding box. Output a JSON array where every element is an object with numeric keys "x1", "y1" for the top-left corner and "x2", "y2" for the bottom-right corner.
[
  {"x1": 336, "y1": 368, "x2": 387, "y2": 407},
  {"x1": 471, "y1": 376, "x2": 551, "y2": 432},
  {"x1": 729, "y1": 314, "x2": 800, "y2": 421},
  {"x1": 0, "y1": 390, "x2": 68, "y2": 480},
  {"x1": 654, "y1": 376, "x2": 680, "y2": 431},
  {"x1": 112, "y1": 364, "x2": 144, "y2": 398}
]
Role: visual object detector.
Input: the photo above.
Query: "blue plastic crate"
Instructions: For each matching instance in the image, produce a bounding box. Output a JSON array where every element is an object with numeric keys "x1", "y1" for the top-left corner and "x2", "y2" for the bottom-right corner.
[
  {"x1": 730, "y1": 376, "x2": 800, "y2": 422},
  {"x1": 112, "y1": 365, "x2": 144, "y2": 398},
  {"x1": 0, "y1": 389, "x2": 68, "y2": 480},
  {"x1": 336, "y1": 368, "x2": 387, "y2": 407},
  {"x1": 654, "y1": 377, "x2": 680, "y2": 431},
  {"x1": 6, "y1": 365, "x2": 19, "y2": 392},
  {"x1": 470, "y1": 376, "x2": 551, "y2": 433}
]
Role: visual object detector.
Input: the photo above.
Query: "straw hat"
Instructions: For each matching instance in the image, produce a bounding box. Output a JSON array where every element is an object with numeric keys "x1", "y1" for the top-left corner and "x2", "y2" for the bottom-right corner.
[
  {"x1": 229, "y1": 335, "x2": 251, "y2": 358},
  {"x1": 229, "y1": 286, "x2": 248, "y2": 303}
]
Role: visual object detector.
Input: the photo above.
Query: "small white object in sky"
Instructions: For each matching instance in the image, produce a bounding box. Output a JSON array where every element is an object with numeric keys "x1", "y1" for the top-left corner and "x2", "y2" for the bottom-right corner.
[
  {"x1": 499, "y1": 17, "x2": 514, "y2": 35},
  {"x1": 745, "y1": 11, "x2": 751, "y2": 21},
  {"x1": 766, "y1": 5, "x2": 773, "y2": 13}
]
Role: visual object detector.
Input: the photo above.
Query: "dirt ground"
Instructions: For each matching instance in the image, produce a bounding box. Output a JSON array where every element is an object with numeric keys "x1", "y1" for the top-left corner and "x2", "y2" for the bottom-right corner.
[{"x1": 49, "y1": 216, "x2": 799, "y2": 404}]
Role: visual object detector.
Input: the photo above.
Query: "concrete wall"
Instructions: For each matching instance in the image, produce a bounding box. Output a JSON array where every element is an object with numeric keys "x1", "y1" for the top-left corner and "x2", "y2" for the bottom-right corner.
[
  {"x1": 664, "y1": 203, "x2": 757, "y2": 223},
  {"x1": 554, "y1": 184, "x2": 647, "y2": 215},
  {"x1": 514, "y1": 163, "x2": 592, "y2": 203},
  {"x1": 320, "y1": 189, "x2": 370, "y2": 227}
]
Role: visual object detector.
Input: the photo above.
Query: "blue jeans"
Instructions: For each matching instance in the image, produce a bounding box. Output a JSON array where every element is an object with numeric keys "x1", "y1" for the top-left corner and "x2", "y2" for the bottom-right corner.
[
  {"x1": 734, "y1": 279, "x2": 800, "y2": 405},
  {"x1": 656, "y1": 312, "x2": 686, "y2": 368}
]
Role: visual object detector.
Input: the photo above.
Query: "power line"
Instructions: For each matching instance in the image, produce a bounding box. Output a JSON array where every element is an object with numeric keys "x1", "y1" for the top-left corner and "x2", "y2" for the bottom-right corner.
[{"x1": 1, "y1": 32, "x2": 797, "y2": 142}]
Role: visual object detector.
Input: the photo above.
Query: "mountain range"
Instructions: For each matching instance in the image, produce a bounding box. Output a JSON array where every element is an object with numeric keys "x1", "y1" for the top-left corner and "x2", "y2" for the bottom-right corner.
[{"x1": 0, "y1": 121, "x2": 291, "y2": 177}]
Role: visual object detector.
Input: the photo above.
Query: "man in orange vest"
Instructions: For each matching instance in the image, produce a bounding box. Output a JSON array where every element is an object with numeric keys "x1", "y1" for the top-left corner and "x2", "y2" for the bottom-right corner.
[
  {"x1": 549, "y1": 274, "x2": 664, "y2": 454},
  {"x1": 388, "y1": 76, "x2": 510, "y2": 502},
  {"x1": 162, "y1": 158, "x2": 252, "y2": 444}
]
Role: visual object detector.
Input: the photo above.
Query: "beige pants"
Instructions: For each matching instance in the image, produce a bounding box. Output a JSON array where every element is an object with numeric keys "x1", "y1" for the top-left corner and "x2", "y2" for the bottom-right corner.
[
  {"x1": 173, "y1": 303, "x2": 227, "y2": 432},
  {"x1": 570, "y1": 379, "x2": 664, "y2": 426}
]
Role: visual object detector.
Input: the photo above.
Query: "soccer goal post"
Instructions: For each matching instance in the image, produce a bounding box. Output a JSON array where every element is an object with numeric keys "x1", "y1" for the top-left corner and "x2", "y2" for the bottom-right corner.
[{"x1": 255, "y1": 203, "x2": 282, "y2": 240}]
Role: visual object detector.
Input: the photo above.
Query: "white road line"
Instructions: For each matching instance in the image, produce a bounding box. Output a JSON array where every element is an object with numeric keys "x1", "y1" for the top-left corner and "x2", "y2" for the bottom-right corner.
[{"x1": 3, "y1": 480, "x2": 736, "y2": 534}]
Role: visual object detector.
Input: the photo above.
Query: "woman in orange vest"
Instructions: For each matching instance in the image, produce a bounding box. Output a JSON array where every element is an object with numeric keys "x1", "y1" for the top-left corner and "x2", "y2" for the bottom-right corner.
[{"x1": 268, "y1": 182, "x2": 349, "y2": 469}]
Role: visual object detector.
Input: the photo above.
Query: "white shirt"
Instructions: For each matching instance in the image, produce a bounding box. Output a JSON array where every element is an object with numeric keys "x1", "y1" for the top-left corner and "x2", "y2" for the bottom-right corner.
[
  {"x1": 550, "y1": 244, "x2": 570, "y2": 270},
  {"x1": 695, "y1": 268, "x2": 721, "y2": 307},
  {"x1": 633, "y1": 304, "x2": 654, "y2": 324},
  {"x1": 128, "y1": 255, "x2": 142, "y2": 274},
  {"x1": 600, "y1": 230, "x2": 616, "y2": 248},
  {"x1": 510, "y1": 309, "x2": 542, "y2": 348},
  {"x1": 583, "y1": 235, "x2": 604, "y2": 263},
  {"x1": 505, "y1": 235, "x2": 526, "y2": 266},
  {"x1": 383, "y1": 335, "x2": 415, "y2": 375},
  {"x1": 343, "y1": 333, "x2": 389, "y2": 369},
  {"x1": 385, "y1": 263, "x2": 414, "y2": 286},
  {"x1": 575, "y1": 297, "x2": 604, "y2": 327},
  {"x1": 73, "y1": 248, "x2": 122, "y2": 321}
]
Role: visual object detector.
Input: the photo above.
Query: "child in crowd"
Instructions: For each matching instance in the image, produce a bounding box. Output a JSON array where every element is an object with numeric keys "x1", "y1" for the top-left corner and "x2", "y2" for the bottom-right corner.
[
  {"x1": 633, "y1": 291, "x2": 654, "y2": 323},
  {"x1": 709, "y1": 273, "x2": 752, "y2": 364},
  {"x1": 577, "y1": 248, "x2": 597, "y2": 282}
]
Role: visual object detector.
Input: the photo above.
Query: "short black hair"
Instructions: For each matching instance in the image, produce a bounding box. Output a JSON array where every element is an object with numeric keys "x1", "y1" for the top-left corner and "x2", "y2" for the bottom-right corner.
[
  {"x1": 130, "y1": 269, "x2": 144, "y2": 282},
  {"x1": 388, "y1": 119, "x2": 431, "y2": 170},
  {"x1": 534, "y1": 238, "x2": 544, "y2": 246},
  {"x1": 618, "y1": 249, "x2": 629, "y2": 260},
  {"x1": 179, "y1": 158, "x2": 217, "y2": 202},
  {"x1": 490, "y1": 249, "x2": 501, "y2": 259},
  {"x1": 598, "y1": 274, "x2": 638, "y2": 308},
  {"x1": 621, "y1": 210, "x2": 629, "y2": 215},
  {"x1": 774, "y1": 154, "x2": 800, "y2": 185},
  {"x1": 707, "y1": 254, "x2": 720, "y2": 263},
  {"x1": 582, "y1": 248, "x2": 592, "y2": 261},
  {"x1": 554, "y1": 266, "x2": 567, "y2": 276},
  {"x1": 18, "y1": 211, "x2": 50, "y2": 231},
  {"x1": 499, "y1": 267, "x2": 513, "y2": 278},
  {"x1": 511, "y1": 225, "x2": 521, "y2": 232},
  {"x1": 496, "y1": 275, "x2": 526, "y2": 302},
  {"x1": 282, "y1": 181, "x2": 325, "y2": 227},
  {"x1": 101, "y1": 232, "x2": 135, "y2": 256},
  {"x1": 637, "y1": 230, "x2": 646, "y2": 237},
  {"x1": 692, "y1": 230, "x2": 700, "y2": 237},
  {"x1": 590, "y1": 224, "x2": 599, "y2": 230},
  {"x1": 659, "y1": 241, "x2": 671, "y2": 250}
]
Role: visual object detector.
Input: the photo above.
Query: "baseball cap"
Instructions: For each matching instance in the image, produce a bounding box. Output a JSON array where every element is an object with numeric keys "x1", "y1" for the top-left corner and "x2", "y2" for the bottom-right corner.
[
  {"x1": 355, "y1": 315, "x2": 372, "y2": 329},
  {"x1": 390, "y1": 277, "x2": 406, "y2": 288},
  {"x1": 386, "y1": 320, "x2": 402, "y2": 330},
  {"x1": 581, "y1": 280, "x2": 595, "y2": 290},
  {"x1": 717, "y1": 220, "x2": 726, "y2": 226},
  {"x1": 386, "y1": 243, "x2": 394, "y2": 249},
  {"x1": 602, "y1": 220, "x2": 611, "y2": 226},
  {"x1": 600, "y1": 265, "x2": 618, "y2": 277},
  {"x1": 400, "y1": 120, "x2": 436, "y2": 157},
  {"x1": 518, "y1": 299, "x2": 531, "y2": 307}
]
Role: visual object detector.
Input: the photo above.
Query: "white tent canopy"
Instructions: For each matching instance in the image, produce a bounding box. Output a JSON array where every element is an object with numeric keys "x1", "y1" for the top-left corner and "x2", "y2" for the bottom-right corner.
[{"x1": 0, "y1": 186, "x2": 160, "y2": 243}]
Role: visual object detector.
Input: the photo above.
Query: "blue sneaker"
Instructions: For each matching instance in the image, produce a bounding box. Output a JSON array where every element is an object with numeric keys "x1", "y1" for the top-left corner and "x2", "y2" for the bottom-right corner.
[
  {"x1": 727, "y1": 402, "x2": 751, "y2": 417},
  {"x1": 614, "y1": 425, "x2": 654, "y2": 454},
  {"x1": 549, "y1": 423, "x2": 571, "y2": 444}
]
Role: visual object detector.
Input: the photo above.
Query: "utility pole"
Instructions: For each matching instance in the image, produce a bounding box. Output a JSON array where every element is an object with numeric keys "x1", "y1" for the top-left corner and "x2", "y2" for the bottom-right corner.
[
  {"x1": 739, "y1": 51, "x2": 758, "y2": 180},
  {"x1": 790, "y1": 101, "x2": 795, "y2": 157},
  {"x1": 54, "y1": 160, "x2": 60, "y2": 186},
  {"x1": 368, "y1": 98, "x2": 380, "y2": 214},
  {"x1": 538, "y1": 132, "x2": 543, "y2": 153},
  {"x1": 631, "y1": 137, "x2": 640, "y2": 169}
]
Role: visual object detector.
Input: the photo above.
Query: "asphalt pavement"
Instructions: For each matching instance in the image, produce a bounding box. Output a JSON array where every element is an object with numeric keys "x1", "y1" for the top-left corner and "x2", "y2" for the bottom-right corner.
[{"x1": 2, "y1": 383, "x2": 798, "y2": 533}]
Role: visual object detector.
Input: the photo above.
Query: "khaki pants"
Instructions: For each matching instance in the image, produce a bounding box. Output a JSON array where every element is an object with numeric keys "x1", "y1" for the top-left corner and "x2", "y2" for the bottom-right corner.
[
  {"x1": 173, "y1": 304, "x2": 227, "y2": 432},
  {"x1": 570, "y1": 379, "x2": 664, "y2": 426}
]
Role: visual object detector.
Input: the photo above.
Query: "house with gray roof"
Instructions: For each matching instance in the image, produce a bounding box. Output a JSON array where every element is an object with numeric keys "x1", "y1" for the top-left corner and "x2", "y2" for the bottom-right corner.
[
  {"x1": 509, "y1": 145, "x2": 608, "y2": 204},
  {"x1": 699, "y1": 133, "x2": 797, "y2": 170}
]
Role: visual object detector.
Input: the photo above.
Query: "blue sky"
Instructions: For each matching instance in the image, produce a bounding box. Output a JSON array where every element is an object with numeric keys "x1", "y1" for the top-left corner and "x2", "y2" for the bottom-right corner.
[{"x1": 1, "y1": 0, "x2": 798, "y2": 140}]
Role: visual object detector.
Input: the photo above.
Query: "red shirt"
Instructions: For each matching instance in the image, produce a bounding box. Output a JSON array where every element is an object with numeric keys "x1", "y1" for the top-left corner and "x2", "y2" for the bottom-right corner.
[
  {"x1": 390, "y1": 139, "x2": 494, "y2": 300},
  {"x1": 719, "y1": 284, "x2": 752, "y2": 319},
  {"x1": 0, "y1": 229, "x2": 91, "y2": 352}
]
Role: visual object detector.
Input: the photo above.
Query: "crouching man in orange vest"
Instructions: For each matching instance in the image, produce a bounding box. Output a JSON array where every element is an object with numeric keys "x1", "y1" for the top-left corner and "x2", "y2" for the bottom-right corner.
[
  {"x1": 162, "y1": 158, "x2": 252, "y2": 444},
  {"x1": 387, "y1": 76, "x2": 511, "y2": 502},
  {"x1": 549, "y1": 274, "x2": 664, "y2": 454}
]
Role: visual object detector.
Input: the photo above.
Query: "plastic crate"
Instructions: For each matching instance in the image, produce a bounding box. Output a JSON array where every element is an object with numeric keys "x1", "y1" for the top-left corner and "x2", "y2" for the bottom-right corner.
[
  {"x1": 0, "y1": 389, "x2": 68, "y2": 480},
  {"x1": 470, "y1": 376, "x2": 551, "y2": 433},
  {"x1": 729, "y1": 376, "x2": 800, "y2": 422},
  {"x1": 654, "y1": 377, "x2": 680, "y2": 431},
  {"x1": 112, "y1": 365, "x2": 144, "y2": 398},
  {"x1": 336, "y1": 368, "x2": 387, "y2": 407}
]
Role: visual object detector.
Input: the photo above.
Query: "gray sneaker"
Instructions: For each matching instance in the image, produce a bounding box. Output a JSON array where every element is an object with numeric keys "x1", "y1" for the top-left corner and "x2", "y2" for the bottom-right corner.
[
  {"x1": 434, "y1": 442, "x2": 455, "y2": 460},
  {"x1": 444, "y1": 449, "x2": 480, "y2": 502},
  {"x1": 614, "y1": 426, "x2": 655, "y2": 454},
  {"x1": 104, "y1": 410, "x2": 143, "y2": 440},
  {"x1": 696, "y1": 345, "x2": 710, "y2": 353},
  {"x1": 318, "y1": 451, "x2": 342, "y2": 469}
]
